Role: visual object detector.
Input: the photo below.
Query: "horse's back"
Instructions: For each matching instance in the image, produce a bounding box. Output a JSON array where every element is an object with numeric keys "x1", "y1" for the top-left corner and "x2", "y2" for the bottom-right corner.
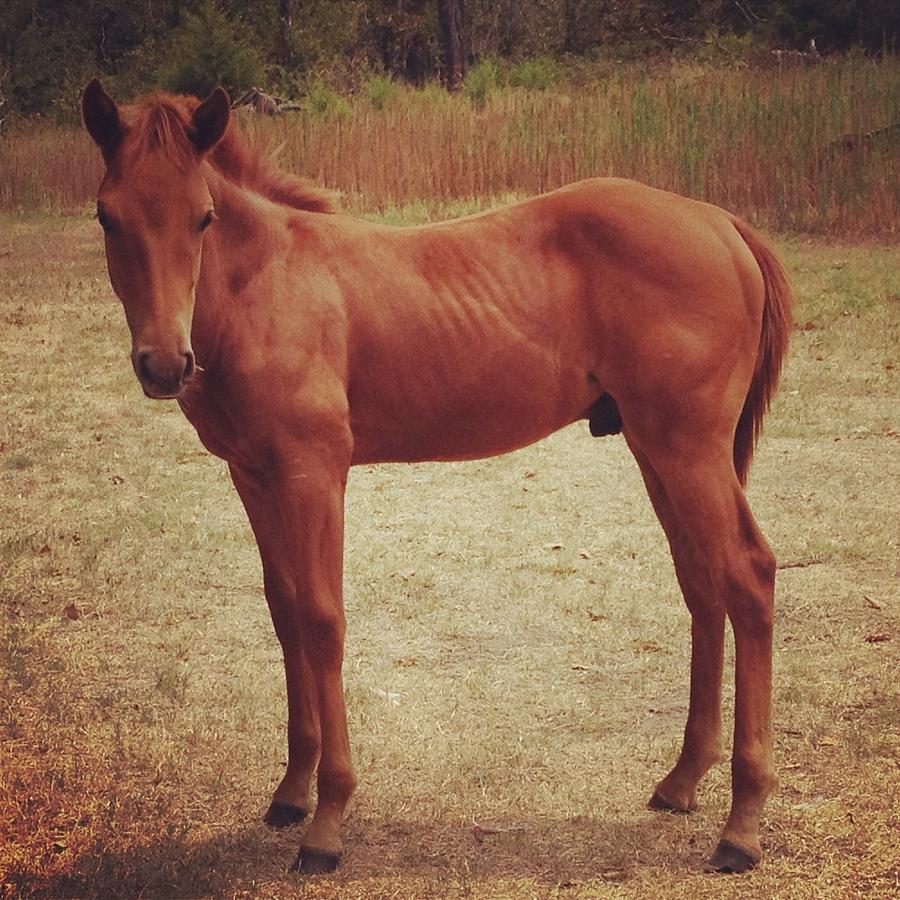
[
  {"x1": 539, "y1": 178, "x2": 761, "y2": 293},
  {"x1": 340, "y1": 178, "x2": 766, "y2": 464}
]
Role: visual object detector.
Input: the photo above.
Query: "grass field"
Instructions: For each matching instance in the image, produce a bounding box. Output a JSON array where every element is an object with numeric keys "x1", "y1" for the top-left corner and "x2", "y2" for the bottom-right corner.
[
  {"x1": 0, "y1": 206, "x2": 898, "y2": 898},
  {"x1": 1, "y1": 56, "x2": 899, "y2": 234}
]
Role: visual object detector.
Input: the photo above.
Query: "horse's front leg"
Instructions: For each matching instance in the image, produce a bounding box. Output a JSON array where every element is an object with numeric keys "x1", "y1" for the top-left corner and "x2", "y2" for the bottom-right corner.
[
  {"x1": 230, "y1": 464, "x2": 320, "y2": 828},
  {"x1": 231, "y1": 448, "x2": 355, "y2": 873}
]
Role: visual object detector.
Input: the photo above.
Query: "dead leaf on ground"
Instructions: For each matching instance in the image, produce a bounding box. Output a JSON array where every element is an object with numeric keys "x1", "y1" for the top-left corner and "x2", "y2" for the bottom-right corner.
[
  {"x1": 471, "y1": 817, "x2": 524, "y2": 843},
  {"x1": 177, "y1": 451, "x2": 207, "y2": 463},
  {"x1": 864, "y1": 633, "x2": 890, "y2": 643},
  {"x1": 64, "y1": 604, "x2": 80, "y2": 621},
  {"x1": 778, "y1": 557, "x2": 825, "y2": 570},
  {"x1": 599, "y1": 869, "x2": 629, "y2": 882}
]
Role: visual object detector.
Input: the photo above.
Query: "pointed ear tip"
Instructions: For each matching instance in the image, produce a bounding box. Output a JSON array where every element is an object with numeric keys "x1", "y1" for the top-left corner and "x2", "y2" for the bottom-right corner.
[
  {"x1": 199, "y1": 86, "x2": 230, "y2": 112},
  {"x1": 83, "y1": 78, "x2": 116, "y2": 110}
]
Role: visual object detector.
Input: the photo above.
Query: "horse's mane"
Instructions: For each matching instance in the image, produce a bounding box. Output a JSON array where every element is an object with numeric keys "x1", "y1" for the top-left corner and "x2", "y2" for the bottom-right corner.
[{"x1": 120, "y1": 92, "x2": 335, "y2": 214}]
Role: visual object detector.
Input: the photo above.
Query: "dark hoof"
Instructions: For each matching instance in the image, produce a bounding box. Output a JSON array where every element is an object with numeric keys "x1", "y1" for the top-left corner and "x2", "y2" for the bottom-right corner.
[
  {"x1": 291, "y1": 846, "x2": 341, "y2": 875},
  {"x1": 709, "y1": 839, "x2": 759, "y2": 873},
  {"x1": 264, "y1": 800, "x2": 309, "y2": 829},
  {"x1": 648, "y1": 790, "x2": 692, "y2": 813}
]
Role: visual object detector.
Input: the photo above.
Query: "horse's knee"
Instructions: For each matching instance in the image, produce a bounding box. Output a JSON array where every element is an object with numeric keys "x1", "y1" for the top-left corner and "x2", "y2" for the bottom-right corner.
[
  {"x1": 297, "y1": 605, "x2": 346, "y2": 669},
  {"x1": 264, "y1": 578, "x2": 345, "y2": 668}
]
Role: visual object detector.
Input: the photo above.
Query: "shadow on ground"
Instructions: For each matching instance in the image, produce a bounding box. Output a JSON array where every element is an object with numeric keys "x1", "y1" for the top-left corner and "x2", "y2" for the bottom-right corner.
[{"x1": 4, "y1": 808, "x2": 710, "y2": 897}]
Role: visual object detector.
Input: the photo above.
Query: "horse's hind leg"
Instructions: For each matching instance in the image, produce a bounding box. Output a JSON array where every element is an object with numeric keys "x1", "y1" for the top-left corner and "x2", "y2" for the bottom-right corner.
[
  {"x1": 626, "y1": 433, "x2": 776, "y2": 872},
  {"x1": 630, "y1": 446, "x2": 725, "y2": 813}
]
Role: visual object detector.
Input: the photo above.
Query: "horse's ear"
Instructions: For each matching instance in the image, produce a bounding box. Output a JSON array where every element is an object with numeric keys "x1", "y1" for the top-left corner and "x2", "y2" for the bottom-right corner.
[
  {"x1": 190, "y1": 87, "x2": 230, "y2": 155},
  {"x1": 82, "y1": 78, "x2": 123, "y2": 164}
]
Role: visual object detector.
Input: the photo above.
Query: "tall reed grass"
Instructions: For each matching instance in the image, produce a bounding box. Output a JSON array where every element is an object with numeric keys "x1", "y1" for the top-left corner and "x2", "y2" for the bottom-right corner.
[{"x1": 1, "y1": 57, "x2": 897, "y2": 234}]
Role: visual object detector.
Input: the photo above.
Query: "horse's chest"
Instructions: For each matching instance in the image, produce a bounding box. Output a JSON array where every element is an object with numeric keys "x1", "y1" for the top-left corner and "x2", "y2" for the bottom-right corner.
[{"x1": 178, "y1": 385, "x2": 259, "y2": 468}]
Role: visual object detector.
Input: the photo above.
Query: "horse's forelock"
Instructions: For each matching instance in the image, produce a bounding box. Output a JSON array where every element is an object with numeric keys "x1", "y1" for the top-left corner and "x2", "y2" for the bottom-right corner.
[{"x1": 120, "y1": 93, "x2": 199, "y2": 169}]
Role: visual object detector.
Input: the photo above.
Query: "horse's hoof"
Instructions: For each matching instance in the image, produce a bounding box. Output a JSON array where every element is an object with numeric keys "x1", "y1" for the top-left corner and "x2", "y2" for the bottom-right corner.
[
  {"x1": 290, "y1": 846, "x2": 341, "y2": 875},
  {"x1": 648, "y1": 790, "x2": 692, "y2": 813},
  {"x1": 264, "y1": 800, "x2": 309, "y2": 829},
  {"x1": 709, "y1": 839, "x2": 760, "y2": 873}
]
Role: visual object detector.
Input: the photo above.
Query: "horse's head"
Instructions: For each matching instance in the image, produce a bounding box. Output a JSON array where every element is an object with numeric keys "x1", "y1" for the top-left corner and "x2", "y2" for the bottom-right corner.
[{"x1": 82, "y1": 79, "x2": 230, "y2": 399}]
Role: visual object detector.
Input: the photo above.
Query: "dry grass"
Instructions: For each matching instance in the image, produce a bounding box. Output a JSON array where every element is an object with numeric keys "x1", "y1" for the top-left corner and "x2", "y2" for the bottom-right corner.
[
  {"x1": 0, "y1": 209, "x2": 898, "y2": 899},
  {"x1": 1, "y1": 56, "x2": 898, "y2": 234}
]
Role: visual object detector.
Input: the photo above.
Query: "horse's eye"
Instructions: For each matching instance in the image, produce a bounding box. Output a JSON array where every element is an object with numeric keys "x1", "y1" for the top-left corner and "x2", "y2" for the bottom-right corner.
[{"x1": 198, "y1": 210, "x2": 216, "y2": 232}]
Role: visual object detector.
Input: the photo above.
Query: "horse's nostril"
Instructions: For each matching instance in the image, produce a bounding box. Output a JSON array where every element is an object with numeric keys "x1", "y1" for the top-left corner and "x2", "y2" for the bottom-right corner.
[
  {"x1": 136, "y1": 351, "x2": 153, "y2": 383},
  {"x1": 134, "y1": 348, "x2": 193, "y2": 394}
]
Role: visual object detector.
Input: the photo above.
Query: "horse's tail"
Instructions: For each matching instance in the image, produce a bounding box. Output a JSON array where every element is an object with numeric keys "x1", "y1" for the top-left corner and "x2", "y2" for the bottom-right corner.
[{"x1": 730, "y1": 218, "x2": 794, "y2": 486}]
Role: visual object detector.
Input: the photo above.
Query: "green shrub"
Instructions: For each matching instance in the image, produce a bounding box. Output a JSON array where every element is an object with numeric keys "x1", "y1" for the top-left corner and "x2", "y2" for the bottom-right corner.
[
  {"x1": 463, "y1": 58, "x2": 501, "y2": 107},
  {"x1": 155, "y1": 1, "x2": 264, "y2": 99},
  {"x1": 508, "y1": 56, "x2": 562, "y2": 90},
  {"x1": 361, "y1": 74, "x2": 402, "y2": 111},
  {"x1": 409, "y1": 80, "x2": 454, "y2": 108},
  {"x1": 305, "y1": 79, "x2": 351, "y2": 119}
]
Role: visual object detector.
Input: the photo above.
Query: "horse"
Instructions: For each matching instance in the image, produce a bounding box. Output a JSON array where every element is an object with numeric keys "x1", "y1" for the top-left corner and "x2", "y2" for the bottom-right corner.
[{"x1": 81, "y1": 79, "x2": 792, "y2": 876}]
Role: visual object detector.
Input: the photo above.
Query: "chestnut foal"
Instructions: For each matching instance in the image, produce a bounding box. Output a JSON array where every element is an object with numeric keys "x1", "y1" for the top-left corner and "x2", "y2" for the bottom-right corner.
[{"x1": 83, "y1": 80, "x2": 791, "y2": 875}]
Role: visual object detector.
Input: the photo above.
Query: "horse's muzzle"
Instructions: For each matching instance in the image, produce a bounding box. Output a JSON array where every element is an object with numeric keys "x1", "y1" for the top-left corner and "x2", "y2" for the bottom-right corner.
[{"x1": 133, "y1": 347, "x2": 196, "y2": 399}]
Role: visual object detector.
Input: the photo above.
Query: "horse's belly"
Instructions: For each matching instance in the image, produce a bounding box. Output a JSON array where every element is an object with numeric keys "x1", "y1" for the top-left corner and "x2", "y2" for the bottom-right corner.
[
  {"x1": 349, "y1": 359, "x2": 597, "y2": 464},
  {"x1": 351, "y1": 412, "x2": 574, "y2": 464}
]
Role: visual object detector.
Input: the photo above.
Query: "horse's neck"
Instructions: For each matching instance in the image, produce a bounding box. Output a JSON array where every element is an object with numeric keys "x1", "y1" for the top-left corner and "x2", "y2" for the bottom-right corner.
[{"x1": 192, "y1": 170, "x2": 267, "y2": 367}]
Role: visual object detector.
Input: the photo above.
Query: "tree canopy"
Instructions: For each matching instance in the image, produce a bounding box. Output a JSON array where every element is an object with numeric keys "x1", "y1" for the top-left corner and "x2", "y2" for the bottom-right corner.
[{"x1": 1, "y1": 0, "x2": 896, "y2": 117}]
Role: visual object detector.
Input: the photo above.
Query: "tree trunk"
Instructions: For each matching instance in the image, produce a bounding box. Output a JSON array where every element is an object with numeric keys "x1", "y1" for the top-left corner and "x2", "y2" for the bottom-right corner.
[
  {"x1": 279, "y1": 0, "x2": 294, "y2": 66},
  {"x1": 437, "y1": 0, "x2": 465, "y2": 92}
]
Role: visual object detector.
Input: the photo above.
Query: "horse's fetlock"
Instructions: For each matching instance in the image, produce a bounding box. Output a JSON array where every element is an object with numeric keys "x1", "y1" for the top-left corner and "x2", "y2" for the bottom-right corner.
[
  {"x1": 731, "y1": 753, "x2": 777, "y2": 799},
  {"x1": 289, "y1": 727, "x2": 322, "y2": 762},
  {"x1": 317, "y1": 767, "x2": 357, "y2": 807},
  {"x1": 698, "y1": 743, "x2": 725, "y2": 773}
]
